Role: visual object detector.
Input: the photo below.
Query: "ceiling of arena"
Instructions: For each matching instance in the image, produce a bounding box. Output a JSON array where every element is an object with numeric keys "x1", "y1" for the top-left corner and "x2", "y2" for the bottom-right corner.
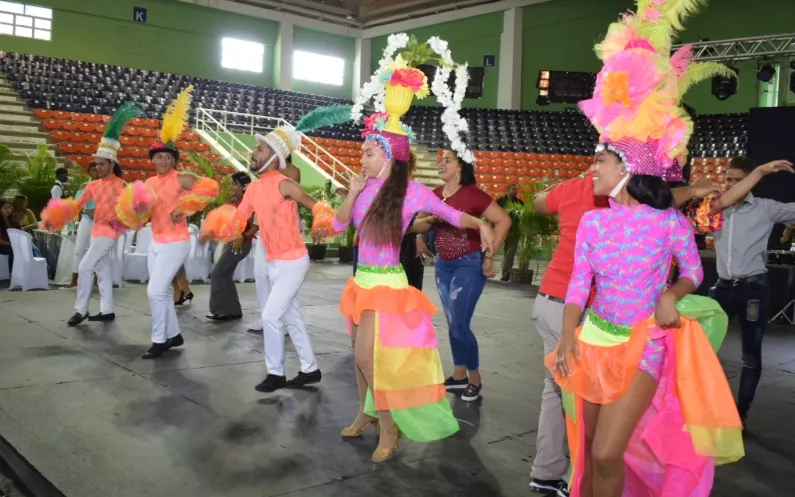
[{"x1": 230, "y1": 0, "x2": 503, "y2": 27}]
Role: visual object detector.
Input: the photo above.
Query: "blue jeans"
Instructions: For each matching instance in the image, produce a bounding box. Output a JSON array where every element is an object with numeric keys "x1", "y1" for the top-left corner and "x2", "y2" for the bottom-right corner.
[
  {"x1": 708, "y1": 274, "x2": 770, "y2": 418},
  {"x1": 352, "y1": 245, "x2": 359, "y2": 276},
  {"x1": 435, "y1": 251, "x2": 486, "y2": 371}
]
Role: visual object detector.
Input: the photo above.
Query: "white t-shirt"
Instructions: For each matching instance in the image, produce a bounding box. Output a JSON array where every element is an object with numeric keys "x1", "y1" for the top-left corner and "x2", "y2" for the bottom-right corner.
[{"x1": 50, "y1": 181, "x2": 64, "y2": 200}]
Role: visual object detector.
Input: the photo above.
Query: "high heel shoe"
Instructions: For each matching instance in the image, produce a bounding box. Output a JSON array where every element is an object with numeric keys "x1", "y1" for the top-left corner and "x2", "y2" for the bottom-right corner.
[
  {"x1": 340, "y1": 416, "x2": 378, "y2": 438},
  {"x1": 175, "y1": 292, "x2": 193, "y2": 306},
  {"x1": 173, "y1": 290, "x2": 184, "y2": 306},
  {"x1": 371, "y1": 430, "x2": 401, "y2": 463}
]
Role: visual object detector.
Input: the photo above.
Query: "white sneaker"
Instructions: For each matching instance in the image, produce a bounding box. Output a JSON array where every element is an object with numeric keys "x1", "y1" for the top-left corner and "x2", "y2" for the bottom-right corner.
[{"x1": 246, "y1": 322, "x2": 263, "y2": 331}]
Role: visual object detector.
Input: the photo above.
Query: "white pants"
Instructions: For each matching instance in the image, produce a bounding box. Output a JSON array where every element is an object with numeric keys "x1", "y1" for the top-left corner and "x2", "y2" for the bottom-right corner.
[
  {"x1": 72, "y1": 218, "x2": 93, "y2": 271},
  {"x1": 261, "y1": 255, "x2": 318, "y2": 376},
  {"x1": 74, "y1": 236, "x2": 116, "y2": 315},
  {"x1": 147, "y1": 239, "x2": 190, "y2": 343}
]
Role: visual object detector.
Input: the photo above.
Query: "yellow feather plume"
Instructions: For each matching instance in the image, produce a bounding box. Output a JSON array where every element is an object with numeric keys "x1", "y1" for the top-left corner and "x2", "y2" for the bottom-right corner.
[{"x1": 160, "y1": 85, "x2": 194, "y2": 145}]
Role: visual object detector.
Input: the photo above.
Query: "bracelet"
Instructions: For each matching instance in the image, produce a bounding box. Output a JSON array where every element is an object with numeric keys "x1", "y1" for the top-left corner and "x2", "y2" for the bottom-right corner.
[
  {"x1": 415, "y1": 233, "x2": 423, "y2": 238},
  {"x1": 484, "y1": 252, "x2": 493, "y2": 259}
]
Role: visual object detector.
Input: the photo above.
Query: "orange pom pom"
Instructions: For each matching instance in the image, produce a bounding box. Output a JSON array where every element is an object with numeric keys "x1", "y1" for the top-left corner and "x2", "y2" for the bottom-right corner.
[
  {"x1": 191, "y1": 177, "x2": 220, "y2": 198},
  {"x1": 310, "y1": 201, "x2": 337, "y2": 240},
  {"x1": 41, "y1": 198, "x2": 80, "y2": 232},
  {"x1": 201, "y1": 204, "x2": 247, "y2": 243},
  {"x1": 115, "y1": 180, "x2": 157, "y2": 229}
]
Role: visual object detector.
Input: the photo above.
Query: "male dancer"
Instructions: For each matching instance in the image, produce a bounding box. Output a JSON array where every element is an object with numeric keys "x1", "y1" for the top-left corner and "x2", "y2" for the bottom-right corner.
[
  {"x1": 67, "y1": 103, "x2": 141, "y2": 326},
  {"x1": 233, "y1": 126, "x2": 321, "y2": 392}
]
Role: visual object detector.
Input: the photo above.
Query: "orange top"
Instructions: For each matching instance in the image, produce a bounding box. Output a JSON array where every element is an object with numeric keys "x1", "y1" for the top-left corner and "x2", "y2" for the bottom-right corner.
[
  {"x1": 77, "y1": 175, "x2": 126, "y2": 239},
  {"x1": 145, "y1": 169, "x2": 189, "y2": 243},
  {"x1": 238, "y1": 170, "x2": 306, "y2": 261}
]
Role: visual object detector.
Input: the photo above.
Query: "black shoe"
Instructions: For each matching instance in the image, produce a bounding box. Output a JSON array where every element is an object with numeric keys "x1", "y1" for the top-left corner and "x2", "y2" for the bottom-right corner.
[
  {"x1": 286, "y1": 370, "x2": 322, "y2": 388},
  {"x1": 142, "y1": 342, "x2": 170, "y2": 360},
  {"x1": 255, "y1": 374, "x2": 286, "y2": 393},
  {"x1": 168, "y1": 334, "x2": 184, "y2": 348},
  {"x1": 500, "y1": 275, "x2": 510, "y2": 282},
  {"x1": 175, "y1": 292, "x2": 193, "y2": 306},
  {"x1": 530, "y1": 478, "x2": 569, "y2": 497},
  {"x1": 67, "y1": 312, "x2": 87, "y2": 327},
  {"x1": 444, "y1": 376, "x2": 469, "y2": 391},
  {"x1": 460, "y1": 383, "x2": 482, "y2": 402},
  {"x1": 207, "y1": 313, "x2": 242, "y2": 321},
  {"x1": 88, "y1": 312, "x2": 115, "y2": 322}
]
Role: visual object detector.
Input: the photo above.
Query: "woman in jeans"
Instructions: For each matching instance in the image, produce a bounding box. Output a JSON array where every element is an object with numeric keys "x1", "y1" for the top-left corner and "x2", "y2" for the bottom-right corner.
[
  {"x1": 414, "y1": 149, "x2": 511, "y2": 401},
  {"x1": 207, "y1": 172, "x2": 257, "y2": 320}
]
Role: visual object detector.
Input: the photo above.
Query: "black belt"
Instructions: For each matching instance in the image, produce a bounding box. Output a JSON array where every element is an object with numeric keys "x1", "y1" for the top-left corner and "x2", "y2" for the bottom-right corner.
[
  {"x1": 538, "y1": 292, "x2": 565, "y2": 304},
  {"x1": 716, "y1": 273, "x2": 767, "y2": 288}
]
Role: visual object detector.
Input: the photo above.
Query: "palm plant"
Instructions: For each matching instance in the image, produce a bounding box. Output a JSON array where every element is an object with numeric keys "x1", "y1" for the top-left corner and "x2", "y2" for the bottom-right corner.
[
  {"x1": 504, "y1": 180, "x2": 559, "y2": 284},
  {"x1": 0, "y1": 144, "x2": 25, "y2": 198},
  {"x1": 16, "y1": 144, "x2": 58, "y2": 213}
]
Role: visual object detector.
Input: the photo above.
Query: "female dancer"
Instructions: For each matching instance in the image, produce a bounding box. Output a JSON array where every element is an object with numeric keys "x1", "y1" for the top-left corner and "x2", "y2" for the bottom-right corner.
[
  {"x1": 320, "y1": 128, "x2": 496, "y2": 462},
  {"x1": 207, "y1": 172, "x2": 257, "y2": 321},
  {"x1": 414, "y1": 149, "x2": 511, "y2": 402},
  {"x1": 547, "y1": 2, "x2": 743, "y2": 495}
]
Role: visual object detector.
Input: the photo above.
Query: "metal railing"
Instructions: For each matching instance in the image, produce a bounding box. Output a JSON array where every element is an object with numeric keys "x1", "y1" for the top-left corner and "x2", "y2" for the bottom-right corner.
[{"x1": 193, "y1": 107, "x2": 354, "y2": 187}]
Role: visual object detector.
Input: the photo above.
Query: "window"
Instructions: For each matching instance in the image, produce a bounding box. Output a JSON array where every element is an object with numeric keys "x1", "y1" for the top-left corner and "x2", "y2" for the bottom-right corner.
[
  {"x1": 293, "y1": 50, "x2": 345, "y2": 86},
  {"x1": 0, "y1": 1, "x2": 52, "y2": 40},
  {"x1": 221, "y1": 37, "x2": 264, "y2": 73}
]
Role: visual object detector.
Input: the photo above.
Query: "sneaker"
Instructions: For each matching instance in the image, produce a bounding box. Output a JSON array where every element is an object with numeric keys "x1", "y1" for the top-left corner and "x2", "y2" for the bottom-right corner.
[
  {"x1": 530, "y1": 478, "x2": 569, "y2": 497},
  {"x1": 255, "y1": 374, "x2": 286, "y2": 393},
  {"x1": 460, "y1": 383, "x2": 482, "y2": 402},
  {"x1": 285, "y1": 370, "x2": 322, "y2": 388},
  {"x1": 444, "y1": 376, "x2": 469, "y2": 391}
]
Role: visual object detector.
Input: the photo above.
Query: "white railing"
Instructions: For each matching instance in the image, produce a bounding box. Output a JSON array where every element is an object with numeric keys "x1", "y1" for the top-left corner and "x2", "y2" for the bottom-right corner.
[{"x1": 194, "y1": 108, "x2": 354, "y2": 187}]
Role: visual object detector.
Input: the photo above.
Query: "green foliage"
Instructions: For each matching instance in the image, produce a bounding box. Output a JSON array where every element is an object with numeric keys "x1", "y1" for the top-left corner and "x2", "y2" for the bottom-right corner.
[
  {"x1": 504, "y1": 180, "x2": 559, "y2": 271},
  {"x1": 298, "y1": 184, "x2": 345, "y2": 243},
  {"x1": 16, "y1": 145, "x2": 58, "y2": 213},
  {"x1": 188, "y1": 150, "x2": 217, "y2": 178},
  {"x1": 0, "y1": 144, "x2": 25, "y2": 198},
  {"x1": 400, "y1": 35, "x2": 445, "y2": 68}
]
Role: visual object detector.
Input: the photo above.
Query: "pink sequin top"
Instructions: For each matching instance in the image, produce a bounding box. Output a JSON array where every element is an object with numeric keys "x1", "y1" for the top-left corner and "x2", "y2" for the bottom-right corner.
[
  {"x1": 332, "y1": 178, "x2": 464, "y2": 266},
  {"x1": 566, "y1": 200, "x2": 703, "y2": 326}
]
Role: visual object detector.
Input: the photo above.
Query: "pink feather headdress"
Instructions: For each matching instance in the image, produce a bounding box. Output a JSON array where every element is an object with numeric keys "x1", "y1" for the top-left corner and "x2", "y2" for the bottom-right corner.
[{"x1": 579, "y1": 0, "x2": 736, "y2": 181}]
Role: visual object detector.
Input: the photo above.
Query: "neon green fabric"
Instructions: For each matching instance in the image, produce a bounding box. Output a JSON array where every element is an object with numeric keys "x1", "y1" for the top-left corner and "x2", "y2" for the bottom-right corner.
[{"x1": 364, "y1": 389, "x2": 459, "y2": 442}]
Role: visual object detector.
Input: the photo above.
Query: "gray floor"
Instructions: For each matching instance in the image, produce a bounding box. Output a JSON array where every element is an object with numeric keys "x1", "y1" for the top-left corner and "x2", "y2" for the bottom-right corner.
[{"x1": 0, "y1": 262, "x2": 792, "y2": 497}]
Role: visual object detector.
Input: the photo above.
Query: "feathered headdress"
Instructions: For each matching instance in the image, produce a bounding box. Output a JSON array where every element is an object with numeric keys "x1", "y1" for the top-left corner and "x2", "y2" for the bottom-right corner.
[
  {"x1": 149, "y1": 85, "x2": 194, "y2": 160},
  {"x1": 94, "y1": 102, "x2": 143, "y2": 164},
  {"x1": 579, "y1": 0, "x2": 736, "y2": 181}
]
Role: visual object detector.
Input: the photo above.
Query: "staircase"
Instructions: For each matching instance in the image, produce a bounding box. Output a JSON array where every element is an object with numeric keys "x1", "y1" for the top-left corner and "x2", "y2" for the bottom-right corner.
[
  {"x1": 0, "y1": 75, "x2": 67, "y2": 166},
  {"x1": 413, "y1": 143, "x2": 442, "y2": 188}
]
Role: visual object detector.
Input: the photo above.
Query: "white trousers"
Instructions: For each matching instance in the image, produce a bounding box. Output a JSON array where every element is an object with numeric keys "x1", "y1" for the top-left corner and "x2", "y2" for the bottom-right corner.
[
  {"x1": 147, "y1": 239, "x2": 190, "y2": 343},
  {"x1": 261, "y1": 254, "x2": 318, "y2": 376},
  {"x1": 72, "y1": 218, "x2": 93, "y2": 271},
  {"x1": 74, "y1": 236, "x2": 115, "y2": 315}
]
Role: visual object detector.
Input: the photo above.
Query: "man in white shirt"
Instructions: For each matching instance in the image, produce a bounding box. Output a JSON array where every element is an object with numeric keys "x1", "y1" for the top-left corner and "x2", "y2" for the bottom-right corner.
[{"x1": 51, "y1": 167, "x2": 68, "y2": 200}]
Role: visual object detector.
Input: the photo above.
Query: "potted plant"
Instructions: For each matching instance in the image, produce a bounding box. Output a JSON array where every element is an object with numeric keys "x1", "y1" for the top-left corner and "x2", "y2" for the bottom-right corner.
[
  {"x1": 505, "y1": 181, "x2": 559, "y2": 285},
  {"x1": 0, "y1": 144, "x2": 25, "y2": 198},
  {"x1": 338, "y1": 224, "x2": 356, "y2": 263},
  {"x1": 299, "y1": 185, "x2": 328, "y2": 260},
  {"x1": 16, "y1": 144, "x2": 58, "y2": 213}
]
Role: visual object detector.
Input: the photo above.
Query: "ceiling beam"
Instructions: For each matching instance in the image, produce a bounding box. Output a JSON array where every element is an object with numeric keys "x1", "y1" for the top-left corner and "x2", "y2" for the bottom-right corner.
[{"x1": 673, "y1": 33, "x2": 795, "y2": 62}]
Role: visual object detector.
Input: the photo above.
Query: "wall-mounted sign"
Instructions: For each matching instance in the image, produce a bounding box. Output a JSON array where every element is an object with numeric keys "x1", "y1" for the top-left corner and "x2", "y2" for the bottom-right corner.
[
  {"x1": 134, "y1": 7, "x2": 147, "y2": 23},
  {"x1": 483, "y1": 55, "x2": 495, "y2": 67}
]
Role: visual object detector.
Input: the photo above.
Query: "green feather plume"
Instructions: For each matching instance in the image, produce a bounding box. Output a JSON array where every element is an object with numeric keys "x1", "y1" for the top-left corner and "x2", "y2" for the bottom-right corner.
[
  {"x1": 295, "y1": 105, "x2": 352, "y2": 133},
  {"x1": 104, "y1": 101, "x2": 144, "y2": 141},
  {"x1": 678, "y1": 62, "x2": 737, "y2": 98}
]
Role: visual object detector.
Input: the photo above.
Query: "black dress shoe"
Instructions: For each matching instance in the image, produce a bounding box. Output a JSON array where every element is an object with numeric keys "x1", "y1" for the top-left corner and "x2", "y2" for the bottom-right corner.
[
  {"x1": 286, "y1": 370, "x2": 322, "y2": 388},
  {"x1": 208, "y1": 314, "x2": 242, "y2": 321},
  {"x1": 88, "y1": 312, "x2": 115, "y2": 322},
  {"x1": 168, "y1": 334, "x2": 184, "y2": 348},
  {"x1": 255, "y1": 374, "x2": 286, "y2": 393},
  {"x1": 67, "y1": 312, "x2": 87, "y2": 327},
  {"x1": 142, "y1": 342, "x2": 170, "y2": 359}
]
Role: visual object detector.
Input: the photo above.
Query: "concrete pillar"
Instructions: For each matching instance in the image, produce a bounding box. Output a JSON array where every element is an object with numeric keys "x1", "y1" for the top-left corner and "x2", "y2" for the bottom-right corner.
[
  {"x1": 352, "y1": 37, "x2": 372, "y2": 101},
  {"x1": 275, "y1": 21, "x2": 294, "y2": 91},
  {"x1": 497, "y1": 7, "x2": 523, "y2": 110}
]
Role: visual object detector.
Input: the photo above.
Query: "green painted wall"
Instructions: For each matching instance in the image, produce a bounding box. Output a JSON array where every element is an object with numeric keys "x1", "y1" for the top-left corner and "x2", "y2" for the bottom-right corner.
[
  {"x1": 292, "y1": 26, "x2": 355, "y2": 100},
  {"x1": 369, "y1": 13, "x2": 503, "y2": 109},
  {"x1": 0, "y1": 0, "x2": 279, "y2": 88}
]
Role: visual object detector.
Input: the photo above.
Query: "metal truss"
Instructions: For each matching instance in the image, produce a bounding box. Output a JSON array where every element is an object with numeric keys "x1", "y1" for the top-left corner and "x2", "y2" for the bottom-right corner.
[{"x1": 673, "y1": 33, "x2": 795, "y2": 62}]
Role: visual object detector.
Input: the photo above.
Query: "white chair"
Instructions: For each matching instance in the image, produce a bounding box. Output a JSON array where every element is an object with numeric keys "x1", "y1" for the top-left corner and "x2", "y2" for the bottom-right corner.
[
  {"x1": 124, "y1": 226, "x2": 151, "y2": 283},
  {"x1": 0, "y1": 254, "x2": 9, "y2": 280},
  {"x1": 7, "y1": 229, "x2": 49, "y2": 291},
  {"x1": 108, "y1": 232, "x2": 127, "y2": 288},
  {"x1": 185, "y1": 226, "x2": 211, "y2": 282},
  {"x1": 233, "y1": 245, "x2": 256, "y2": 283}
]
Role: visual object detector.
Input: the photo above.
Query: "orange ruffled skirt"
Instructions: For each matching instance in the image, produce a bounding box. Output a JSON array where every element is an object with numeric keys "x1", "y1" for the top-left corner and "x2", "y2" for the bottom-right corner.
[
  {"x1": 340, "y1": 263, "x2": 459, "y2": 442},
  {"x1": 545, "y1": 298, "x2": 744, "y2": 496}
]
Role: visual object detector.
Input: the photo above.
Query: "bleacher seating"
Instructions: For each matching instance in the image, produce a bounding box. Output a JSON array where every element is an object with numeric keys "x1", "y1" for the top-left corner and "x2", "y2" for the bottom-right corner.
[{"x1": 0, "y1": 52, "x2": 749, "y2": 191}]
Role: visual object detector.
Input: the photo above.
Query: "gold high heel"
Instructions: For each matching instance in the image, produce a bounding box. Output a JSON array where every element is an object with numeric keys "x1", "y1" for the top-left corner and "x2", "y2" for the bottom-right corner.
[
  {"x1": 340, "y1": 416, "x2": 379, "y2": 438},
  {"x1": 371, "y1": 430, "x2": 401, "y2": 463}
]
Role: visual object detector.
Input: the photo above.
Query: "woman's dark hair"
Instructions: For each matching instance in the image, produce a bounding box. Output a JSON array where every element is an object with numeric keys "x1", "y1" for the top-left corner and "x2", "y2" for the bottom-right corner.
[
  {"x1": 448, "y1": 149, "x2": 476, "y2": 186},
  {"x1": 231, "y1": 171, "x2": 252, "y2": 188},
  {"x1": 113, "y1": 163, "x2": 122, "y2": 178},
  {"x1": 360, "y1": 152, "x2": 417, "y2": 247},
  {"x1": 0, "y1": 200, "x2": 11, "y2": 237},
  {"x1": 627, "y1": 174, "x2": 673, "y2": 210}
]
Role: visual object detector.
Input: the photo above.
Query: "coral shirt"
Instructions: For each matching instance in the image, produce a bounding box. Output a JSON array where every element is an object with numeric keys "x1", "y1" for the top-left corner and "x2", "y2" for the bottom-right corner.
[
  {"x1": 145, "y1": 170, "x2": 189, "y2": 244},
  {"x1": 538, "y1": 172, "x2": 609, "y2": 302},
  {"x1": 76, "y1": 175, "x2": 126, "y2": 239},
  {"x1": 237, "y1": 171, "x2": 306, "y2": 261},
  {"x1": 432, "y1": 184, "x2": 492, "y2": 260}
]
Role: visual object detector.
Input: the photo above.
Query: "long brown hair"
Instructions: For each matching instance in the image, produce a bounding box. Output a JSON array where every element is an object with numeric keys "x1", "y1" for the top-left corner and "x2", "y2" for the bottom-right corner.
[{"x1": 360, "y1": 152, "x2": 417, "y2": 247}]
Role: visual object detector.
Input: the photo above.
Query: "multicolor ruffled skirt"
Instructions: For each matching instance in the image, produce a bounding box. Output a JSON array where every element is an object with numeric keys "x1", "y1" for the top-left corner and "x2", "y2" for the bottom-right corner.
[
  {"x1": 340, "y1": 263, "x2": 459, "y2": 442},
  {"x1": 545, "y1": 295, "x2": 744, "y2": 496}
]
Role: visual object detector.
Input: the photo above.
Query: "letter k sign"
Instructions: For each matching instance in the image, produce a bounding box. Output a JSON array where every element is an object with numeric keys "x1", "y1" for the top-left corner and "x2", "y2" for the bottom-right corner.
[{"x1": 133, "y1": 7, "x2": 147, "y2": 23}]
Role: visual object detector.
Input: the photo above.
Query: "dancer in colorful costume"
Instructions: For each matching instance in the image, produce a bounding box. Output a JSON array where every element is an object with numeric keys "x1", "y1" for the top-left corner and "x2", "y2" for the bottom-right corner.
[
  {"x1": 545, "y1": 2, "x2": 744, "y2": 495},
  {"x1": 143, "y1": 86, "x2": 213, "y2": 359},
  {"x1": 63, "y1": 102, "x2": 142, "y2": 326},
  {"x1": 308, "y1": 34, "x2": 496, "y2": 462}
]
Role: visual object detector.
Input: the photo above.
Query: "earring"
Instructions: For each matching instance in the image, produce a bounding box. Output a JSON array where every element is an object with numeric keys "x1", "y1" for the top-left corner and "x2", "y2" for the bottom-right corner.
[{"x1": 456, "y1": 170, "x2": 461, "y2": 179}]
